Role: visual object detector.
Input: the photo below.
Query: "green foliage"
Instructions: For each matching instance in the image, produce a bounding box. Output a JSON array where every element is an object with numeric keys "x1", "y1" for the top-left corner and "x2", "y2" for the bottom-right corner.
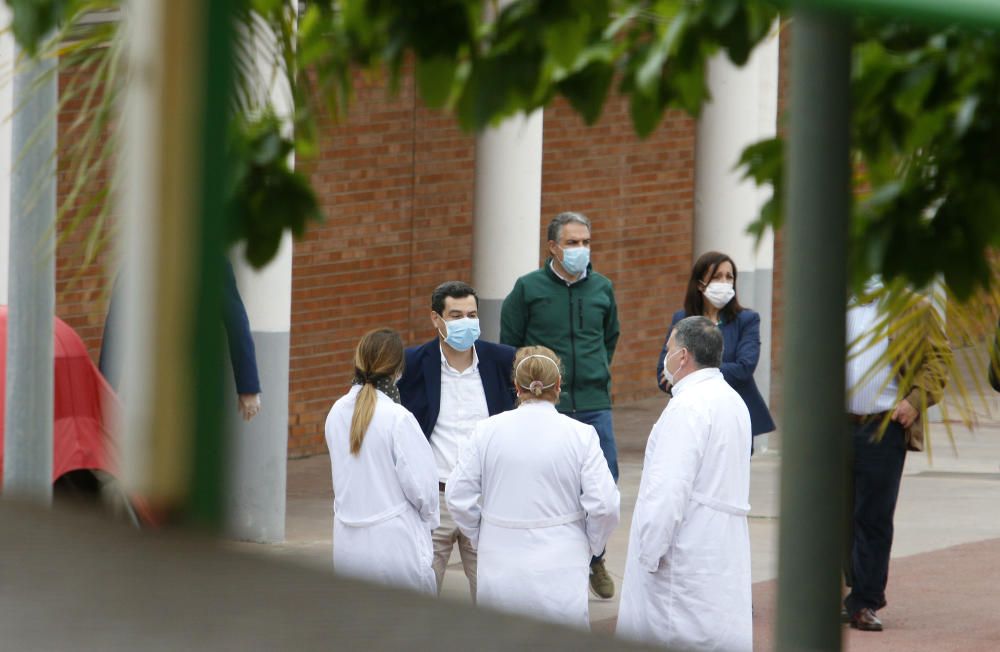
[
  {"x1": 307, "y1": 0, "x2": 780, "y2": 134},
  {"x1": 227, "y1": 112, "x2": 322, "y2": 268},
  {"x1": 9, "y1": 0, "x2": 773, "y2": 273},
  {"x1": 8, "y1": 0, "x2": 70, "y2": 54},
  {"x1": 741, "y1": 20, "x2": 1000, "y2": 300},
  {"x1": 9, "y1": 0, "x2": 782, "y2": 270}
]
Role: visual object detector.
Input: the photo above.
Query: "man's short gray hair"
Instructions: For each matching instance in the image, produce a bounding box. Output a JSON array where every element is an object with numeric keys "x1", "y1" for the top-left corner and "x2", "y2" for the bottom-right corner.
[
  {"x1": 673, "y1": 316, "x2": 723, "y2": 369},
  {"x1": 547, "y1": 211, "x2": 592, "y2": 243}
]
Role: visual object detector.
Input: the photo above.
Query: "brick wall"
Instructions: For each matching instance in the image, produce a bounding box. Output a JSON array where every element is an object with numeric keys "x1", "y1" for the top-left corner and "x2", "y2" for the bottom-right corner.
[
  {"x1": 539, "y1": 101, "x2": 695, "y2": 406},
  {"x1": 46, "y1": 65, "x2": 698, "y2": 459},
  {"x1": 288, "y1": 71, "x2": 479, "y2": 457},
  {"x1": 54, "y1": 65, "x2": 116, "y2": 362},
  {"x1": 289, "y1": 78, "x2": 696, "y2": 457}
]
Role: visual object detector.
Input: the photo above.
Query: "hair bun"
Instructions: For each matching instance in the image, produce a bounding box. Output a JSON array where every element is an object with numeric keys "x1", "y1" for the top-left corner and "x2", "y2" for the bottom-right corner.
[{"x1": 529, "y1": 380, "x2": 544, "y2": 396}]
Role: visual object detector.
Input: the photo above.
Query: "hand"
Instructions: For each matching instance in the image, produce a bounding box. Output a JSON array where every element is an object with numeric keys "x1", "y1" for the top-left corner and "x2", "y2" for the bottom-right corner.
[
  {"x1": 239, "y1": 393, "x2": 261, "y2": 422},
  {"x1": 891, "y1": 398, "x2": 918, "y2": 429}
]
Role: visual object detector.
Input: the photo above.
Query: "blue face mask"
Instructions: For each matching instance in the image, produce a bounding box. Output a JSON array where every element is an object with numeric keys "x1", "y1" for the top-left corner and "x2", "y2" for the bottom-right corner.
[
  {"x1": 560, "y1": 246, "x2": 590, "y2": 275},
  {"x1": 439, "y1": 317, "x2": 480, "y2": 352}
]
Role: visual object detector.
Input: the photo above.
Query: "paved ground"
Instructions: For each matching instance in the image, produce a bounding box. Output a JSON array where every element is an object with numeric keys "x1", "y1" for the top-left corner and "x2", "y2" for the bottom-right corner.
[{"x1": 237, "y1": 392, "x2": 1000, "y2": 650}]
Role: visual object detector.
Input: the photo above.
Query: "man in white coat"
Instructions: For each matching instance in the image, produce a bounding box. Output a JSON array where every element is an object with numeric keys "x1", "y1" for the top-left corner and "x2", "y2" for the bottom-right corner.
[{"x1": 617, "y1": 316, "x2": 753, "y2": 652}]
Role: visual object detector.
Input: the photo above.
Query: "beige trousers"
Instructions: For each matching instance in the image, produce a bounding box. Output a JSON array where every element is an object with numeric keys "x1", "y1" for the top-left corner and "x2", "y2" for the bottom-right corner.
[{"x1": 432, "y1": 491, "x2": 477, "y2": 601}]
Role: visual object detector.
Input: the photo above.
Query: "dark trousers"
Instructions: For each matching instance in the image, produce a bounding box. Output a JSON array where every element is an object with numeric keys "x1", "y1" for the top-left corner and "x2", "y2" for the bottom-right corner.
[
  {"x1": 844, "y1": 419, "x2": 907, "y2": 613},
  {"x1": 569, "y1": 409, "x2": 618, "y2": 565}
]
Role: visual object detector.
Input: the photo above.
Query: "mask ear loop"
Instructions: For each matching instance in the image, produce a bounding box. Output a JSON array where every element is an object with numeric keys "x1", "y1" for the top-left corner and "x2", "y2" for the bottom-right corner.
[{"x1": 515, "y1": 354, "x2": 561, "y2": 390}]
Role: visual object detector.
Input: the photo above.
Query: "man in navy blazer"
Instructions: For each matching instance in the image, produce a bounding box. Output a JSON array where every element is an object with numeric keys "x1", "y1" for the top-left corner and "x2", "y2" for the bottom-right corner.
[
  {"x1": 99, "y1": 259, "x2": 262, "y2": 421},
  {"x1": 398, "y1": 281, "x2": 516, "y2": 600}
]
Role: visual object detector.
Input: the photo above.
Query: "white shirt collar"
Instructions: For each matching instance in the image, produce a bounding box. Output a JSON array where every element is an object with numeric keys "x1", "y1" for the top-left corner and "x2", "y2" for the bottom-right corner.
[
  {"x1": 671, "y1": 367, "x2": 722, "y2": 395},
  {"x1": 439, "y1": 342, "x2": 480, "y2": 375},
  {"x1": 549, "y1": 259, "x2": 587, "y2": 285}
]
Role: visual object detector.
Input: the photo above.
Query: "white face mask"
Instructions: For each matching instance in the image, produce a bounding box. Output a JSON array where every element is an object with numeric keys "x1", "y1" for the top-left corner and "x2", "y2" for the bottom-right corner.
[
  {"x1": 663, "y1": 348, "x2": 685, "y2": 386},
  {"x1": 703, "y1": 282, "x2": 735, "y2": 310}
]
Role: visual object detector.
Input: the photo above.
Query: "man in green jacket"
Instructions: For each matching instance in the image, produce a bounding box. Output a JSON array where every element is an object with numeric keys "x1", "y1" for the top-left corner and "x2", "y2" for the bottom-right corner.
[{"x1": 500, "y1": 211, "x2": 621, "y2": 599}]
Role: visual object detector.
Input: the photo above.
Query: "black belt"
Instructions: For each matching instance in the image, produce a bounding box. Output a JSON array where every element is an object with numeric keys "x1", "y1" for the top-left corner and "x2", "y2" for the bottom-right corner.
[
  {"x1": 439, "y1": 481, "x2": 447, "y2": 493},
  {"x1": 847, "y1": 411, "x2": 890, "y2": 425}
]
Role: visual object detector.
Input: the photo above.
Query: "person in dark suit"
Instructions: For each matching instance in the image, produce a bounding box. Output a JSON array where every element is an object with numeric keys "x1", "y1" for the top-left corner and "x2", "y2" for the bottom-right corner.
[
  {"x1": 841, "y1": 283, "x2": 949, "y2": 632},
  {"x1": 655, "y1": 251, "x2": 775, "y2": 445},
  {"x1": 99, "y1": 259, "x2": 262, "y2": 421},
  {"x1": 397, "y1": 281, "x2": 515, "y2": 600}
]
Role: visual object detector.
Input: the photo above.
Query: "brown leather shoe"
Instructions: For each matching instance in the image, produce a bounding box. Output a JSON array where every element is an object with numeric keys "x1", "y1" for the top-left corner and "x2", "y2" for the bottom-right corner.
[{"x1": 850, "y1": 607, "x2": 883, "y2": 632}]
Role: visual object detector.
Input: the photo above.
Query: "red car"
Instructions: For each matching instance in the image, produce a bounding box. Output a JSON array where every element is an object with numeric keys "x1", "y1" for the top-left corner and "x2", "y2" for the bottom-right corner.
[{"x1": 0, "y1": 307, "x2": 148, "y2": 523}]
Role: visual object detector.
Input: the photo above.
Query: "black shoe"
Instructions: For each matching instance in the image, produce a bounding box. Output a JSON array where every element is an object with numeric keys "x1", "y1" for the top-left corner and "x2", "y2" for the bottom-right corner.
[{"x1": 849, "y1": 607, "x2": 883, "y2": 632}]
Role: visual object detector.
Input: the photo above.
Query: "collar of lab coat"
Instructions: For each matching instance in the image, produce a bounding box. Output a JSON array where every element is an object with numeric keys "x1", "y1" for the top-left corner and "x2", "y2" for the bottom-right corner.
[
  {"x1": 670, "y1": 367, "x2": 722, "y2": 396},
  {"x1": 517, "y1": 399, "x2": 559, "y2": 413}
]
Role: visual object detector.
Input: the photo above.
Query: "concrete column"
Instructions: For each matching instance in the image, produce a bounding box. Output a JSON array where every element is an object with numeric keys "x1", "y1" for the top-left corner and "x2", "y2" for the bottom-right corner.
[
  {"x1": 4, "y1": 43, "x2": 58, "y2": 503},
  {"x1": 694, "y1": 25, "x2": 779, "y2": 450},
  {"x1": 472, "y1": 110, "x2": 544, "y2": 341},
  {"x1": 0, "y1": 6, "x2": 12, "y2": 306},
  {"x1": 226, "y1": 233, "x2": 291, "y2": 543},
  {"x1": 223, "y1": 11, "x2": 292, "y2": 543}
]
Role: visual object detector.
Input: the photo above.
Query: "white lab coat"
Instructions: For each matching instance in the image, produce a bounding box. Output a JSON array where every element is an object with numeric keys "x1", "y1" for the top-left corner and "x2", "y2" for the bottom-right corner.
[
  {"x1": 325, "y1": 385, "x2": 440, "y2": 595},
  {"x1": 617, "y1": 368, "x2": 752, "y2": 651},
  {"x1": 446, "y1": 401, "x2": 620, "y2": 628}
]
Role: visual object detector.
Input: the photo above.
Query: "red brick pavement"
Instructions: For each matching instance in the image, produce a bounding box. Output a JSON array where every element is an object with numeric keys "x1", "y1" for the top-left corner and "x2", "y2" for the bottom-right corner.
[{"x1": 595, "y1": 537, "x2": 1000, "y2": 651}]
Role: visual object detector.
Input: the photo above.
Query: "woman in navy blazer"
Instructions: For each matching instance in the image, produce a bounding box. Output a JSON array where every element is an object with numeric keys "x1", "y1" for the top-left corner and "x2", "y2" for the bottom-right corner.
[{"x1": 656, "y1": 251, "x2": 776, "y2": 439}]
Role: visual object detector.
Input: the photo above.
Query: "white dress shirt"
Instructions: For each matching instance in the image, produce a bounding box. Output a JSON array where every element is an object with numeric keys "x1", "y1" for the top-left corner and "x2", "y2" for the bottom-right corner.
[
  {"x1": 430, "y1": 346, "x2": 490, "y2": 482},
  {"x1": 549, "y1": 259, "x2": 588, "y2": 285},
  {"x1": 846, "y1": 300, "x2": 899, "y2": 415}
]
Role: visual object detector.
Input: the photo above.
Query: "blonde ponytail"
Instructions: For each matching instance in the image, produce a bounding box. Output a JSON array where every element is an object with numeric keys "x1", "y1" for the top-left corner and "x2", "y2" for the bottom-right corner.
[
  {"x1": 350, "y1": 383, "x2": 377, "y2": 455},
  {"x1": 347, "y1": 328, "x2": 404, "y2": 456}
]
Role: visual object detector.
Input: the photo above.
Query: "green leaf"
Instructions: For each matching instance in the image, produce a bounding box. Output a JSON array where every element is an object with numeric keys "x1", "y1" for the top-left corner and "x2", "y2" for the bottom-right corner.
[
  {"x1": 636, "y1": 9, "x2": 688, "y2": 95},
  {"x1": 953, "y1": 95, "x2": 979, "y2": 136},
  {"x1": 667, "y1": 58, "x2": 709, "y2": 115},
  {"x1": 557, "y1": 60, "x2": 614, "y2": 125},
  {"x1": 543, "y1": 15, "x2": 591, "y2": 70},
  {"x1": 707, "y1": 0, "x2": 740, "y2": 29},
  {"x1": 415, "y1": 56, "x2": 457, "y2": 108},
  {"x1": 603, "y1": 6, "x2": 639, "y2": 39},
  {"x1": 9, "y1": 0, "x2": 66, "y2": 54},
  {"x1": 629, "y1": 90, "x2": 664, "y2": 138}
]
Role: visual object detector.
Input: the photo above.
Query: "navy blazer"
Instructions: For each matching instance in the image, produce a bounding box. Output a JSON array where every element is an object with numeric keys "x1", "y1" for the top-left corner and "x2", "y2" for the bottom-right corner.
[
  {"x1": 398, "y1": 338, "x2": 517, "y2": 438},
  {"x1": 99, "y1": 260, "x2": 261, "y2": 395},
  {"x1": 656, "y1": 309, "x2": 776, "y2": 436}
]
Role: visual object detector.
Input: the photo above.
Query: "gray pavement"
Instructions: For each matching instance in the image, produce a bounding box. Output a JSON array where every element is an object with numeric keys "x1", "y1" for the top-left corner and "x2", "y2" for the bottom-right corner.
[{"x1": 235, "y1": 392, "x2": 1000, "y2": 647}]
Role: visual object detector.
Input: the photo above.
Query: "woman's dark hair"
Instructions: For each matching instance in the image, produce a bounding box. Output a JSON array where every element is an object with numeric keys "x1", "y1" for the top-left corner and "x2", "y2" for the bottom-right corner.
[
  {"x1": 683, "y1": 251, "x2": 744, "y2": 322},
  {"x1": 431, "y1": 281, "x2": 478, "y2": 315}
]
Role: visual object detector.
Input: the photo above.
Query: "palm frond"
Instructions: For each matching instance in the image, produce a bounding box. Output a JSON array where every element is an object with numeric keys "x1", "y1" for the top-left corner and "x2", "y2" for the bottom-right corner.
[{"x1": 858, "y1": 272, "x2": 1000, "y2": 461}]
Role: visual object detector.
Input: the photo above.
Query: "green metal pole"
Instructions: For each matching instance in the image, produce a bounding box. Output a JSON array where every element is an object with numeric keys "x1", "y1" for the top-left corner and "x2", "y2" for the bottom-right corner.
[
  {"x1": 797, "y1": 0, "x2": 1000, "y2": 28},
  {"x1": 775, "y1": 9, "x2": 852, "y2": 652},
  {"x1": 188, "y1": 0, "x2": 236, "y2": 529}
]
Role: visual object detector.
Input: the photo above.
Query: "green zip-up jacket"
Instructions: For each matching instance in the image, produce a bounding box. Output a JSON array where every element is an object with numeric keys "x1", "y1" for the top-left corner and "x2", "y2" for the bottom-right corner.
[{"x1": 500, "y1": 259, "x2": 620, "y2": 413}]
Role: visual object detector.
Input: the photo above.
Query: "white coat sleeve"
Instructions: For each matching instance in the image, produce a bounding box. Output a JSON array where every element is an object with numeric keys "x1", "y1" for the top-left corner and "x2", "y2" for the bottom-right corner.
[
  {"x1": 633, "y1": 404, "x2": 707, "y2": 572},
  {"x1": 393, "y1": 410, "x2": 440, "y2": 531},
  {"x1": 579, "y1": 426, "x2": 621, "y2": 557},
  {"x1": 444, "y1": 423, "x2": 485, "y2": 549}
]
